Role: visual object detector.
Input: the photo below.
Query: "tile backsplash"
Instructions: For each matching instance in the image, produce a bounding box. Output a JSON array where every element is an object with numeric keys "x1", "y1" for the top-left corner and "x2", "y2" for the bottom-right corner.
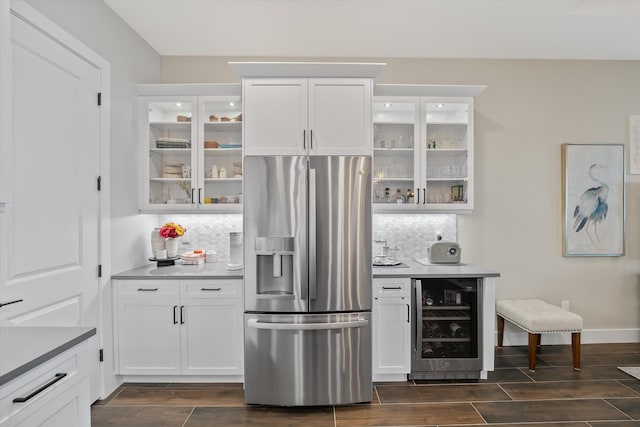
[
  {"x1": 373, "y1": 214, "x2": 457, "y2": 261},
  {"x1": 157, "y1": 214, "x2": 456, "y2": 264},
  {"x1": 158, "y1": 214, "x2": 242, "y2": 263}
]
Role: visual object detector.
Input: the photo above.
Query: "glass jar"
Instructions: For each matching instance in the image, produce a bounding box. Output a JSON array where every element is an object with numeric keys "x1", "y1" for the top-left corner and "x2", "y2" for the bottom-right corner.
[{"x1": 229, "y1": 231, "x2": 243, "y2": 266}]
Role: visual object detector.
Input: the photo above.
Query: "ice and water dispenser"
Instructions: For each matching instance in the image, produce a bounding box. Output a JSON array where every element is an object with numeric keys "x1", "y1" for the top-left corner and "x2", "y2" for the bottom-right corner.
[{"x1": 255, "y1": 237, "x2": 295, "y2": 296}]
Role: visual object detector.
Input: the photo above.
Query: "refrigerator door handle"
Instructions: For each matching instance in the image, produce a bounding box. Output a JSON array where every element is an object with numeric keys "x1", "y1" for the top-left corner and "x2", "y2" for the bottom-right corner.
[
  {"x1": 308, "y1": 168, "x2": 317, "y2": 300},
  {"x1": 247, "y1": 318, "x2": 368, "y2": 331}
]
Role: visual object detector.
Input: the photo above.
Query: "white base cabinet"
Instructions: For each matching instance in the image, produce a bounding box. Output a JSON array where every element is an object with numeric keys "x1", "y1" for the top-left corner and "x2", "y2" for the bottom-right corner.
[
  {"x1": 115, "y1": 281, "x2": 181, "y2": 375},
  {"x1": 179, "y1": 281, "x2": 243, "y2": 375},
  {"x1": 113, "y1": 279, "x2": 243, "y2": 378},
  {"x1": 0, "y1": 342, "x2": 90, "y2": 427},
  {"x1": 372, "y1": 278, "x2": 411, "y2": 381}
]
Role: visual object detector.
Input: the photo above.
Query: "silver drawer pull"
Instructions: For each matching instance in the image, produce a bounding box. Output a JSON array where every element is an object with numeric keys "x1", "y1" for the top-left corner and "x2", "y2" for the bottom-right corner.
[
  {"x1": 201, "y1": 287, "x2": 222, "y2": 291},
  {"x1": 137, "y1": 288, "x2": 158, "y2": 292},
  {"x1": 382, "y1": 286, "x2": 402, "y2": 290},
  {"x1": 13, "y1": 373, "x2": 67, "y2": 403}
]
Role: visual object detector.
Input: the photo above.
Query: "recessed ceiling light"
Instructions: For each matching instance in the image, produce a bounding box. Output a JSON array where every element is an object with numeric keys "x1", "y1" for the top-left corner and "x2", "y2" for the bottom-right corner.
[
  {"x1": 175, "y1": 102, "x2": 182, "y2": 107},
  {"x1": 384, "y1": 103, "x2": 392, "y2": 108},
  {"x1": 229, "y1": 102, "x2": 235, "y2": 107},
  {"x1": 436, "y1": 103, "x2": 445, "y2": 108}
]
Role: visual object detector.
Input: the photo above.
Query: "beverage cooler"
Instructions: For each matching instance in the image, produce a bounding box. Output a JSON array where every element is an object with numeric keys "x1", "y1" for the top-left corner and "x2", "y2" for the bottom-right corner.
[{"x1": 411, "y1": 278, "x2": 483, "y2": 380}]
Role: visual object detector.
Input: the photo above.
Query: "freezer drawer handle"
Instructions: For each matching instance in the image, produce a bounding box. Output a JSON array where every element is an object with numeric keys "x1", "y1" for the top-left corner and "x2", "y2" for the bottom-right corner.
[
  {"x1": 247, "y1": 318, "x2": 368, "y2": 331},
  {"x1": 382, "y1": 286, "x2": 402, "y2": 290}
]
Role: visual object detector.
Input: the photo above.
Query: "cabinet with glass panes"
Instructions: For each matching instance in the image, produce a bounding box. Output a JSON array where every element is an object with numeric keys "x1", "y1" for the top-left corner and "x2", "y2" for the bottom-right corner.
[
  {"x1": 199, "y1": 95, "x2": 242, "y2": 211},
  {"x1": 137, "y1": 85, "x2": 243, "y2": 213},
  {"x1": 373, "y1": 85, "x2": 486, "y2": 213}
]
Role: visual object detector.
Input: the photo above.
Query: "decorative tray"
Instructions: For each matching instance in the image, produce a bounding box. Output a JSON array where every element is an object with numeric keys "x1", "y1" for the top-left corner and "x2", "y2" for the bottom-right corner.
[
  {"x1": 372, "y1": 258, "x2": 401, "y2": 266},
  {"x1": 149, "y1": 256, "x2": 179, "y2": 267}
]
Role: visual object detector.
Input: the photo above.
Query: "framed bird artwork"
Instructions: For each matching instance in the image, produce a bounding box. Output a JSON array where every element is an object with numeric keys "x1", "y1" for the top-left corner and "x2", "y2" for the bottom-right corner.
[{"x1": 562, "y1": 143, "x2": 625, "y2": 256}]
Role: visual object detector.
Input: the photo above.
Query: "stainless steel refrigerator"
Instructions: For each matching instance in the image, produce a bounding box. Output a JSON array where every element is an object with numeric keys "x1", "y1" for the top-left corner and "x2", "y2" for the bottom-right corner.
[{"x1": 243, "y1": 155, "x2": 372, "y2": 406}]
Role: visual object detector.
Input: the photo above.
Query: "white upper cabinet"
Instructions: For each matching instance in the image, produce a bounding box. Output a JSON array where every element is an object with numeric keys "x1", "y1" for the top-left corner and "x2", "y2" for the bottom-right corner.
[
  {"x1": 242, "y1": 79, "x2": 308, "y2": 156},
  {"x1": 307, "y1": 79, "x2": 372, "y2": 156},
  {"x1": 232, "y1": 62, "x2": 384, "y2": 157},
  {"x1": 137, "y1": 84, "x2": 243, "y2": 213},
  {"x1": 373, "y1": 85, "x2": 486, "y2": 213},
  {"x1": 243, "y1": 78, "x2": 372, "y2": 156}
]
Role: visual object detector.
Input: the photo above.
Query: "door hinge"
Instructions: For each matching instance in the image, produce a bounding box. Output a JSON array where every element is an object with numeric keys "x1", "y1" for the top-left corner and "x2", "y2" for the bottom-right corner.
[
  {"x1": 97, "y1": 92, "x2": 102, "y2": 106},
  {"x1": 99, "y1": 349, "x2": 104, "y2": 362},
  {"x1": 97, "y1": 176, "x2": 101, "y2": 191},
  {"x1": 98, "y1": 265, "x2": 102, "y2": 278}
]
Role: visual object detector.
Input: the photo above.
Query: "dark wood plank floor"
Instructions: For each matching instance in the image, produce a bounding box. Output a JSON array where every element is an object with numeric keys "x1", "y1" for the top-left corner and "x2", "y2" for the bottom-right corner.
[{"x1": 92, "y1": 343, "x2": 640, "y2": 426}]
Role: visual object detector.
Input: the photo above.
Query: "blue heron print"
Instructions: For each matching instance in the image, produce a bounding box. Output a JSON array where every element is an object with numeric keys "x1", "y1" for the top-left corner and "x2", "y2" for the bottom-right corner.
[{"x1": 573, "y1": 164, "x2": 608, "y2": 250}]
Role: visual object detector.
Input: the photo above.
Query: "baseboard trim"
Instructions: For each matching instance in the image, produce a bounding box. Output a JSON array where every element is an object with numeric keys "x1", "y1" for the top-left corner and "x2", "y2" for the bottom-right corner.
[
  {"x1": 496, "y1": 328, "x2": 640, "y2": 346},
  {"x1": 374, "y1": 373, "x2": 409, "y2": 382},
  {"x1": 118, "y1": 375, "x2": 244, "y2": 384}
]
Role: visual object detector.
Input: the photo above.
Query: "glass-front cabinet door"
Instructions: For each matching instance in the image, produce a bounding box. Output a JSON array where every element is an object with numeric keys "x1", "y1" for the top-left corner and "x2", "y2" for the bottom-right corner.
[
  {"x1": 422, "y1": 99, "x2": 473, "y2": 211},
  {"x1": 198, "y1": 96, "x2": 242, "y2": 210},
  {"x1": 140, "y1": 96, "x2": 197, "y2": 210},
  {"x1": 138, "y1": 87, "x2": 242, "y2": 213},
  {"x1": 372, "y1": 93, "x2": 475, "y2": 213},
  {"x1": 372, "y1": 98, "x2": 420, "y2": 208}
]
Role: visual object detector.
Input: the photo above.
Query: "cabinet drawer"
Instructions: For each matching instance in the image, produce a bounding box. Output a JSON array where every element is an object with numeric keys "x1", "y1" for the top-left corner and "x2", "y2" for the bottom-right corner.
[
  {"x1": 181, "y1": 280, "x2": 242, "y2": 299},
  {"x1": 0, "y1": 341, "x2": 87, "y2": 423},
  {"x1": 117, "y1": 280, "x2": 179, "y2": 299},
  {"x1": 373, "y1": 278, "x2": 411, "y2": 298}
]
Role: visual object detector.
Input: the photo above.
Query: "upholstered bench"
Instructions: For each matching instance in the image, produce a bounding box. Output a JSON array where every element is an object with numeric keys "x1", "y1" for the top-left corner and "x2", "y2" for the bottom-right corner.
[{"x1": 496, "y1": 299, "x2": 583, "y2": 371}]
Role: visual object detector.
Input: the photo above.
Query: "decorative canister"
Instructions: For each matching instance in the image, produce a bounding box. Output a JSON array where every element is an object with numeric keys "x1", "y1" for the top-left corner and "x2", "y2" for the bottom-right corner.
[
  {"x1": 150, "y1": 228, "x2": 165, "y2": 258},
  {"x1": 228, "y1": 231, "x2": 242, "y2": 268}
]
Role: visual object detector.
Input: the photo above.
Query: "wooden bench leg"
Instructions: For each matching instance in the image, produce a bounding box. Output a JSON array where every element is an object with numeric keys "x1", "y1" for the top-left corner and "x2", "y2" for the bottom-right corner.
[
  {"x1": 572, "y1": 332, "x2": 581, "y2": 371},
  {"x1": 528, "y1": 333, "x2": 540, "y2": 371},
  {"x1": 497, "y1": 316, "x2": 505, "y2": 347}
]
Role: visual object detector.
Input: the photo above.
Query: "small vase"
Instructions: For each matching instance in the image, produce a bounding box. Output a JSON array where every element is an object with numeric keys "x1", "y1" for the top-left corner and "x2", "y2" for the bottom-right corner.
[{"x1": 165, "y1": 238, "x2": 179, "y2": 258}]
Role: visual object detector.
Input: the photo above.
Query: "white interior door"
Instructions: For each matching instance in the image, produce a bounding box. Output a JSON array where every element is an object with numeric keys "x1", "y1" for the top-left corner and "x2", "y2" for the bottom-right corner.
[{"x1": 0, "y1": 12, "x2": 101, "y2": 399}]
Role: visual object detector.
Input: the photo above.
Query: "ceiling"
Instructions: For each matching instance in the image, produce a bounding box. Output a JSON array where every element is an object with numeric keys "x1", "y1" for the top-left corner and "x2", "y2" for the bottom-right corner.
[{"x1": 104, "y1": 0, "x2": 640, "y2": 60}]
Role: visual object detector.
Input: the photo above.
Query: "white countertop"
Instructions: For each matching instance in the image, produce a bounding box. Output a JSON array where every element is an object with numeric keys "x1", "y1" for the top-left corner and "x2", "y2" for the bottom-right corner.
[
  {"x1": 112, "y1": 259, "x2": 497, "y2": 280},
  {"x1": 0, "y1": 326, "x2": 96, "y2": 386}
]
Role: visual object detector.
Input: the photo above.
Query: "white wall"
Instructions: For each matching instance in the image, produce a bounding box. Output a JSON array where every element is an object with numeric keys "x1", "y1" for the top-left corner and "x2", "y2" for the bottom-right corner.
[
  {"x1": 25, "y1": 0, "x2": 162, "y2": 274},
  {"x1": 162, "y1": 56, "x2": 640, "y2": 333}
]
